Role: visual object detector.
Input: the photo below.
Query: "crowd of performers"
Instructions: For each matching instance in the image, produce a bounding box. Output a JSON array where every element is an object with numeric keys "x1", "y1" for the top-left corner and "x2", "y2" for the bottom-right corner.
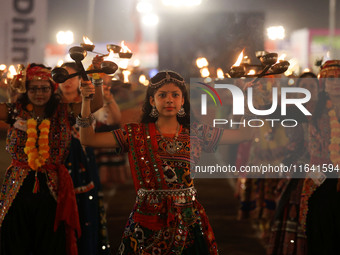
[
  {"x1": 0, "y1": 56, "x2": 124, "y2": 255},
  {"x1": 0, "y1": 56, "x2": 339, "y2": 255},
  {"x1": 235, "y1": 60, "x2": 340, "y2": 255}
]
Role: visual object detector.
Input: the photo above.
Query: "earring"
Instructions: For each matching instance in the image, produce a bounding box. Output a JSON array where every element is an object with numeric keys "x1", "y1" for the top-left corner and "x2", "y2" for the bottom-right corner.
[
  {"x1": 177, "y1": 106, "x2": 186, "y2": 117},
  {"x1": 149, "y1": 105, "x2": 159, "y2": 118}
]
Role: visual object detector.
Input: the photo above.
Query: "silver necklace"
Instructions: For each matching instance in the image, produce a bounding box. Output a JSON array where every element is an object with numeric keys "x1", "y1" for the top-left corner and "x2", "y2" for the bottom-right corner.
[{"x1": 155, "y1": 121, "x2": 182, "y2": 154}]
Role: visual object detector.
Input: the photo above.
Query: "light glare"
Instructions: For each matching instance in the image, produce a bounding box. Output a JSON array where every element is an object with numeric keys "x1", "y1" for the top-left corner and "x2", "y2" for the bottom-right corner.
[
  {"x1": 267, "y1": 26, "x2": 285, "y2": 40},
  {"x1": 162, "y1": 0, "x2": 201, "y2": 7},
  {"x1": 136, "y1": 2, "x2": 153, "y2": 13},
  {"x1": 56, "y1": 30, "x2": 74, "y2": 45},
  {"x1": 142, "y1": 14, "x2": 159, "y2": 26}
]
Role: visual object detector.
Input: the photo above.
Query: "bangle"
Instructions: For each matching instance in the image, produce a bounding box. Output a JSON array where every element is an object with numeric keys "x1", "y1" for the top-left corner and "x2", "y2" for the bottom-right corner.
[
  {"x1": 76, "y1": 114, "x2": 95, "y2": 128},
  {"x1": 92, "y1": 78, "x2": 103, "y2": 87}
]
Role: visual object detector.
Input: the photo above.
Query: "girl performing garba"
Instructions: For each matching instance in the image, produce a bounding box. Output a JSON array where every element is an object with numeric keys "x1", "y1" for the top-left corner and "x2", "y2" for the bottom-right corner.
[{"x1": 78, "y1": 70, "x2": 253, "y2": 254}]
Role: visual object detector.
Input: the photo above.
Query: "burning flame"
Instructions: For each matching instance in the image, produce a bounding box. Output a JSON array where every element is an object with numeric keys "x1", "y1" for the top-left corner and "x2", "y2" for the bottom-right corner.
[
  {"x1": 7, "y1": 65, "x2": 17, "y2": 79},
  {"x1": 216, "y1": 68, "x2": 224, "y2": 79},
  {"x1": 200, "y1": 67, "x2": 210, "y2": 78},
  {"x1": 104, "y1": 50, "x2": 115, "y2": 61},
  {"x1": 0, "y1": 64, "x2": 6, "y2": 71},
  {"x1": 57, "y1": 60, "x2": 64, "y2": 67},
  {"x1": 118, "y1": 59, "x2": 129, "y2": 70},
  {"x1": 133, "y1": 59, "x2": 141, "y2": 67},
  {"x1": 83, "y1": 36, "x2": 93, "y2": 45},
  {"x1": 196, "y1": 57, "x2": 208, "y2": 69},
  {"x1": 277, "y1": 53, "x2": 286, "y2": 63},
  {"x1": 284, "y1": 58, "x2": 298, "y2": 76},
  {"x1": 247, "y1": 69, "x2": 256, "y2": 75},
  {"x1": 122, "y1": 70, "x2": 131, "y2": 83},
  {"x1": 233, "y1": 50, "x2": 244, "y2": 67},
  {"x1": 120, "y1": 41, "x2": 131, "y2": 53},
  {"x1": 139, "y1": 74, "x2": 149, "y2": 86}
]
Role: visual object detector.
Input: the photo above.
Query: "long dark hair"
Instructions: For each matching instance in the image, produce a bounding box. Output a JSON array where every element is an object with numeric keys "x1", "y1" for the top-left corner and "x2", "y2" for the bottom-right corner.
[
  {"x1": 140, "y1": 71, "x2": 190, "y2": 128},
  {"x1": 17, "y1": 63, "x2": 61, "y2": 118}
]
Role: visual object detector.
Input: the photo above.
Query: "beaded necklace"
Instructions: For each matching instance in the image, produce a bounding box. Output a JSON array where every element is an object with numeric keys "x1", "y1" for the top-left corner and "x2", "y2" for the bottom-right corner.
[{"x1": 155, "y1": 121, "x2": 182, "y2": 154}]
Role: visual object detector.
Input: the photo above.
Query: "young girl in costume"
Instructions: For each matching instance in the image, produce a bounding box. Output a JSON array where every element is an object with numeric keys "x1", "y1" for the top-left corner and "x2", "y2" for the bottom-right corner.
[
  {"x1": 299, "y1": 60, "x2": 340, "y2": 255},
  {"x1": 266, "y1": 72, "x2": 319, "y2": 255},
  {"x1": 0, "y1": 64, "x2": 100, "y2": 255},
  {"x1": 78, "y1": 70, "x2": 253, "y2": 254},
  {"x1": 58, "y1": 59, "x2": 111, "y2": 255}
]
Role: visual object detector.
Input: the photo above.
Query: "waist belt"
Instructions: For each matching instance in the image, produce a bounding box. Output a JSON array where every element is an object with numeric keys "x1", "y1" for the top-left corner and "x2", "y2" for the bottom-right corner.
[{"x1": 137, "y1": 187, "x2": 197, "y2": 204}]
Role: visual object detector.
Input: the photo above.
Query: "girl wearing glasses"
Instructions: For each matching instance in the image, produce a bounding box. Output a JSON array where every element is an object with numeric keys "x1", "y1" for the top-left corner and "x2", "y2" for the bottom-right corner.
[
  {"x1": 79, "y1": 70, "x2": 252, "y2": 254},
  {"x1": 0, "y1": 63, "x2": 102, "y2": 255}
]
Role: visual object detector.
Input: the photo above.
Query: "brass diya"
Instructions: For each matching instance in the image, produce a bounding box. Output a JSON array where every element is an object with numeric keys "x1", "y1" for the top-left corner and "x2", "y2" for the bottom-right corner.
[
  {"x1": 118, "y1": 52, "x2": 133, "y2": 59},
  {"x1": 259, "y1": 53, "x2": 278, "y2": 66},
  {"x1": 270, "y1": 60, "x2": 290, "y2": 74},
  {"x1": 51, "y1": 61, "x2": 118, "y2": 84},
  {"x1": 229, "y1": 65, "x2": 246, "y2": 78},
  {"x1": 69, "y1": 46, "x2": 87, "y2": 62},
  {"x1": 107, "y1": 44, "x2": 121, "y2": 53},
  {"x1": 80, "y1": 43, "x2": 95, "y2": 52}
]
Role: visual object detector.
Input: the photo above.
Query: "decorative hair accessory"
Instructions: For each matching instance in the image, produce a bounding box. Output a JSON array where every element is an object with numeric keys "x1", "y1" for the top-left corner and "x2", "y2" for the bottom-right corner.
[
  {"x1": 11, "y1": 64, "x2": 57, "y2": 93},
  {"x1": 319, "y1": 60, "x2": 340, "y2": 78},
  {"x1": 76, "y1": 114, "x2": 95, "y2": 128},
  {"x1": 149, "y1": 70, "x2": 186, "y2": 88},
  {"x1": 149, "y1": 105, "x2": 159, "y2": 118},
  {"x1": 177, "y1": 106, "x2": 186, "y2": 117}
]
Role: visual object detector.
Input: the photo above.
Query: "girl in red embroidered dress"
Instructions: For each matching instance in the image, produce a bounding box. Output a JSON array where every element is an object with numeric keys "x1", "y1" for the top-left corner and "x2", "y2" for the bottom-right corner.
[
  {"x1": 0, "y1": 64, "x2": 100, "y2": 255},
  {"x1": 79, "y1": 70, "x2": 253, "y2": 254},
  {"x1": 298, "y1": 60, "x2": 340, "y2": 255}
]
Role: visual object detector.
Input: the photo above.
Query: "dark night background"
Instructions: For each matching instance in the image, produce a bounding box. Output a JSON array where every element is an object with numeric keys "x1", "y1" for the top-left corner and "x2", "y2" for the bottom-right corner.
[{"x1": 47, "y1": 0, "x2": 340, "y2": 76}]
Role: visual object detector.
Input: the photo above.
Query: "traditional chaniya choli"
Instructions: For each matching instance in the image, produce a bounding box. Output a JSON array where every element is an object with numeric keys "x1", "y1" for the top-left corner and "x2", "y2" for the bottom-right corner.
[
  {"x1": 0, "y1": 103, "x2": 80, "y2": 255},
  {"x1": 113, "y1": 122, "x2": 222, "y2": 255}
]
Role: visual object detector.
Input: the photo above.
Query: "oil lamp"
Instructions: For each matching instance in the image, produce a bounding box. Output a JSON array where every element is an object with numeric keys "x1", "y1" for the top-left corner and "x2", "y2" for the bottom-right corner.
[
  {"x1": 118, "y1": 41, "x2": 133, "y2": 59},
  {"x1": 229, "y1": 50, "x2": 246, "y2": 78}
]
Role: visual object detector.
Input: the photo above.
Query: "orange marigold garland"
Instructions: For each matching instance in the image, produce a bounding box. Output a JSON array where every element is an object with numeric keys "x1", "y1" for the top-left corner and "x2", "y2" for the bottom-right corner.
[{"x1": 24, "y1": 118, "x2": 51, "y2": 193}]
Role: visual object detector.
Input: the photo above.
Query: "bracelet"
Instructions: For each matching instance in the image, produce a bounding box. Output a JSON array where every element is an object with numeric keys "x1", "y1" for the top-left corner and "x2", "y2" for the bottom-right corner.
[
  {"x1": 76, "y1": 114, "x2": 95, "y2": 128},
  {"x1": 92, "y1": 78, "x2": 103, "y2": 87}
]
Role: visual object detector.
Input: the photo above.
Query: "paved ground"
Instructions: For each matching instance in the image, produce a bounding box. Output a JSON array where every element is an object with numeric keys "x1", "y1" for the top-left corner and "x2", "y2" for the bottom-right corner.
[{"x1": 104, "y1": 178, "x2": 266, "y2": 255}]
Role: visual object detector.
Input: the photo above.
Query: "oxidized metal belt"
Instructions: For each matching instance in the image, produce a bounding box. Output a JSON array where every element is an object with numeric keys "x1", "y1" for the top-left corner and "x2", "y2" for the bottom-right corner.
[{"x1": 137, "y1": 187, "x2": 197, "y2": 204}]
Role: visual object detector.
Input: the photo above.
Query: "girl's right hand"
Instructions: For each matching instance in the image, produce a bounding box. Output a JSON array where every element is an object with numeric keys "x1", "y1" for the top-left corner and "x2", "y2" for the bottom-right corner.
[{"x1": 80, "y1": 81, "x2": 95, "y2": 100}]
